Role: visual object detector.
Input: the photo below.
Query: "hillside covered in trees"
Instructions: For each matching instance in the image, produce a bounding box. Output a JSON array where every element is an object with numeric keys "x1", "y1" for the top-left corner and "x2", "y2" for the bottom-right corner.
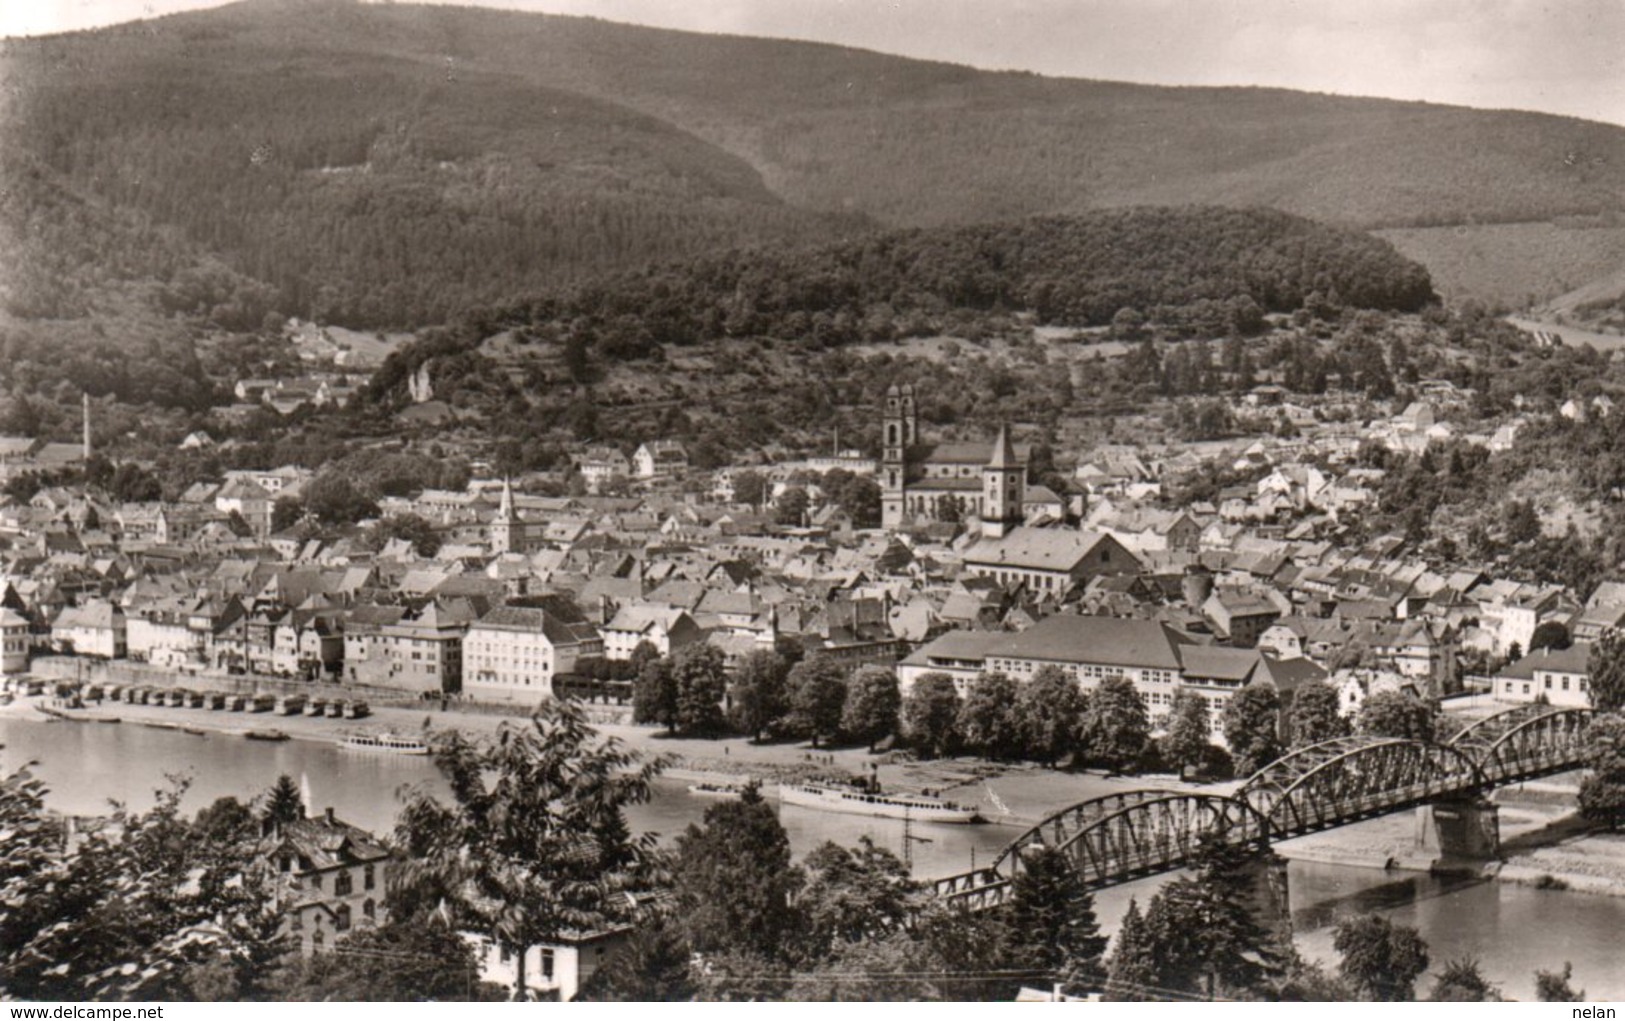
[
  {"x1": 360, "y1": 205, "x2": 1435, "y2": 406},
  {"x1": 2, "y1": 0, "x2": 1621, "y2": 336}
]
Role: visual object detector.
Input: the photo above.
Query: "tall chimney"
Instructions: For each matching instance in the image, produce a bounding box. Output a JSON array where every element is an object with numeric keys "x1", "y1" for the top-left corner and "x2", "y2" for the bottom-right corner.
[{"x1": 82, "y1": 393, "x2": 91, "y2": 461}]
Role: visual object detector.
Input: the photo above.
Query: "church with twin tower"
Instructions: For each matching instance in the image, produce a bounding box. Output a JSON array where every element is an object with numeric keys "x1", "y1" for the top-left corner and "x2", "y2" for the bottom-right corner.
[{"x1": 881, "y1": 383, "x2": 1027, "y2": 538}]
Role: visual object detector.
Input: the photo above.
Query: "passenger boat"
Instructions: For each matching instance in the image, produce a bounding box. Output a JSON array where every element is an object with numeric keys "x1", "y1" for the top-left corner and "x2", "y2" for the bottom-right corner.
[
  {"x1": 339, "y1": 732, "x2": 431, "y2": 755},
  {"x1": 245, "y1": 728, "x2": 290, "y2": 741},
  {"x1": 777, "y1": 782, "x2": 984, "y2": 824},
  {"x1": 686, "y1": 780, "x2": 759, "y2": 799}
]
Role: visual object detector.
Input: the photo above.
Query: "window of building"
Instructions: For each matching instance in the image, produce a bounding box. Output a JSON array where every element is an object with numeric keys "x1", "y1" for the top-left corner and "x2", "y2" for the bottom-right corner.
[
  {"x1": 335, "y1": 905, "x2": 351, "y2": 932},
  {"x1": 364, "y1": 864, "x2": 375, "y2": 890},
  {"x1": 363, "y1": 899, "x2": 376, "y2": 920},
  {"x1": 335, "y1": 871, "x2": 353, "y2": 897},
  {"x1": 540, "y1": 949, "x2": 555, "y2": 980}
]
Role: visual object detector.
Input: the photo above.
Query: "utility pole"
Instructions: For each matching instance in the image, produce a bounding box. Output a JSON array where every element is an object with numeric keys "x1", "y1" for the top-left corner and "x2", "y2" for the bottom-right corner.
[{"x1": 901, "y1": 805, "x2": 932, "y2": 872}]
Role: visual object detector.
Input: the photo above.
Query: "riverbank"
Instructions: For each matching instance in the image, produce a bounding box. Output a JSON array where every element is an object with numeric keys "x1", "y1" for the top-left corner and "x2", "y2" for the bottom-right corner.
[
  {"x1": 19, "y1": 692, "x2": 1229, "y2": 828},
  {"x1": 32, "y1": 690, "x2": 1625, "y2": 894}
]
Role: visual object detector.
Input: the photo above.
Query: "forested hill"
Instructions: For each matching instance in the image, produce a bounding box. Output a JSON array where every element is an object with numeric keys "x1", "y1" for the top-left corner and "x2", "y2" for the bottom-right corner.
[
  {"x1": 0, "y1": 17, "x2": 867, "y2": 330},
  {"x1": 1, "y1": 0, "x2": 1615, "y2": 333},
  {"x1": 360, "y1": 206, "x2": 1434, "y2": 406},
  {"x1": 109, "y1": 0, "x2": 1625, "y2": 233}
]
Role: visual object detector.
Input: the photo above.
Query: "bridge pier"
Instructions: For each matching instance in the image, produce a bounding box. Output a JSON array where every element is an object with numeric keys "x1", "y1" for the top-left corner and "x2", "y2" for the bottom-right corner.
[
  {"x1": 1415, "y1": 797, "x2": 1500, "y2": 863},
  {"x1": 1235, "y1": 850, "x2": 1293, "y2": 942}
]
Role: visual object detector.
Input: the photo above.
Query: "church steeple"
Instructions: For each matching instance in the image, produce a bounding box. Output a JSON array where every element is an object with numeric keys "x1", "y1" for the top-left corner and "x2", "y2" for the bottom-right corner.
[
  {"x1": 881, "y1": 384, "x2": 907, "y2": 530},
  {"x1": 490, "y1": 477, "x2": 517, "y2": 554},
  {"x1": 981, "y1": 424, "x2": 1023, "y2": 540}
]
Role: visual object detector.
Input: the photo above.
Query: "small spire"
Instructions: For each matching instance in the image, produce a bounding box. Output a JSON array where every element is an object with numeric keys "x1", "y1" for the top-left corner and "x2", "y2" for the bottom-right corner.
[
  {"x1": 498, "y1": 476, "x2": 515, "y2": 521},
  {"x1": 987, "y1": 424, "x2": 1017, "y2": 469}
]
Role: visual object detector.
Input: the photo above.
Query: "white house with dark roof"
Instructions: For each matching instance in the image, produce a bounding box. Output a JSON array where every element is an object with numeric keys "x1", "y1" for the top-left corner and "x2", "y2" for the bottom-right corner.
[
  {"x1": 1494, "y1": 643, "x2": 1591, "y2": 707},
  {"x1": 258, "y1": 808, "x2": 391, "y2": 956},
  {"x1": 463, "y1": 602, "x2": 604, "y2": 703},
  {"x1": 599, "y1": 604, "x2": 704, "y2": 661},
  {"x1": 632, "y1": 440, "x2": 689, "y2": 479}
]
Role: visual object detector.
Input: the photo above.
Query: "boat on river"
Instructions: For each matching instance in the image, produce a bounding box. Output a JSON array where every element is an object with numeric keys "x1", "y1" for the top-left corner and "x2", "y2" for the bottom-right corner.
[
  {"x1": 339, "y1": 732, "x2": 430, "y2": 755},
  {"x1": 245, "y1": 728, "x2": 289, "y2": 741},
  {"x1": 686, "y1": 779, "x2": 767, "y2": 799},
  {"x1": 778, "y1": 782, "x2": 984, "y2": 824}
]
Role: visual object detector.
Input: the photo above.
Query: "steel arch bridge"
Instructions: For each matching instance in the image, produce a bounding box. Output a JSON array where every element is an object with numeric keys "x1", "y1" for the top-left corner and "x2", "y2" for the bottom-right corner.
[{"x1": 932, "y1": 703, "x2": 1595, "y2": 909}]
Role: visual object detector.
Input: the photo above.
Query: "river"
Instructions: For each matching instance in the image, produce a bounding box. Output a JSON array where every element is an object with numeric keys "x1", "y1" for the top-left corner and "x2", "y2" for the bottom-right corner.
[{"x1": 3, "y1": 714, "x2": 1621, "y2": 1001}]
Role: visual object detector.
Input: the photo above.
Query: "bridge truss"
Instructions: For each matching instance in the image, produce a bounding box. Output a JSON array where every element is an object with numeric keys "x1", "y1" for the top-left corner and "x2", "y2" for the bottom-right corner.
[{"x1": 932, "y1": 703, "x2": 1594, "y2": 908}]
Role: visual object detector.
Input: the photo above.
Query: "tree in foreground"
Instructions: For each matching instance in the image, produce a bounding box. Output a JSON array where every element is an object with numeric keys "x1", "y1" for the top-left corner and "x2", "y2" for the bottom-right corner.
[
  {"x1": 1002, "y1": 845, "x2": 1108, "y2": 997},
  {"x1": 1535, "y1": 962, "x2": 1584, "y2": 1001},
  {"x1": 797, "y1": 836, "x2": 918, "y2": 959},
  {"x1": 728, "y1": 649, "x2": 790, "y2": 741},
  {"x1": 1356, "y1": 690, "x2": 1438, "y2": 741},
  {"x1": 1222, "y1": 682, "x2": 1282, "y2": 777},
  {"x1": 957, "y1": 671, "x2": 1023, "y2": 760},
  {"x1": 902, "y1": 672, "x2": 961, "y2": 758},
  {"x1": 1136, "y1": 837, "x2": 1281, "y2": 999},
  {"x1": 1, "y1": 774, "x2": 284, "y2": 1001},
  {"x1": 1429, "y1": 957, "x2": 1500, "y2": 1001},
  {"x1": 577, "y1": 911, "x2": 696, "y2": 1002},
  {"x1": 1104, "y1": 899, "x2": 1156, "y2": 1001},
  {"x1": 1287, "y1": 681, "x2": 1348, "y2": 748},
  {"x1": 841, "y1": 667, "x2": 902, "y2": 752},
  {"x1": 393, "y1": 701, "x2": 666, "y2": 1000},
  {"x1": 673, "y1": 786, "x2": 803, "y2": 964},
  {"x1": 1082, "y1": 675, "x2": 1149, "y2": 773},
  {"x1": 786, "y1": 656, "x2": 849, "y2": 747},
  {"x1": 1017, "y1": 665, "x2": 1085, "y2": 767},
  {"x1": 271, "y1": 920, "x2": 497, "y2": 1001},
  {"x1": 1332, "y1": 913, "x2": 1429, "y2": 1001},
  {"x1": 261, "y1": 774, "x2": 305, "y2": 827},
  {"x1": 1161, "y1": 687, "x2": 1212, "y2": 779},
  {"x1": 1590, "y1": 629, "x2": 1625, "y2": 712}
]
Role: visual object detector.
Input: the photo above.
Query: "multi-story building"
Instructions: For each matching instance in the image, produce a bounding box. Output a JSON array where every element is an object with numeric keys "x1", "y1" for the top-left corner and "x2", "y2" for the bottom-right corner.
[
  {"x1": 1, "y1": 608, "x2": 29, "y2": 674},
  {"x1": 258, "y1": 808, "x2": 391, "y2": 956},
  {"x1": 344, "y1": 602, "x2": 470, "y2": 694},
  {"x1": 50, "y1": 600, "x2": 126, "y2": 658},
  {"x1": 125, "y1": 596, "x2": 205, "y2": 668},
  {"x1": 463, "y1": 603, "x2": 604, "y2": 704},
  {"x1": 897, "y1": 614, "x2": 1314, "y2": 744}
]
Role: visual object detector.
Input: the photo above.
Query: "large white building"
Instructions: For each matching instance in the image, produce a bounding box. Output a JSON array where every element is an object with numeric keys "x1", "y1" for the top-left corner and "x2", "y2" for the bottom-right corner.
[
  {"x1": 898, "y1": 614, "x2": 1322, "y2": 741},
  {"x1": 462, "y1": 603, "x2": 604, "y2": 704}
]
